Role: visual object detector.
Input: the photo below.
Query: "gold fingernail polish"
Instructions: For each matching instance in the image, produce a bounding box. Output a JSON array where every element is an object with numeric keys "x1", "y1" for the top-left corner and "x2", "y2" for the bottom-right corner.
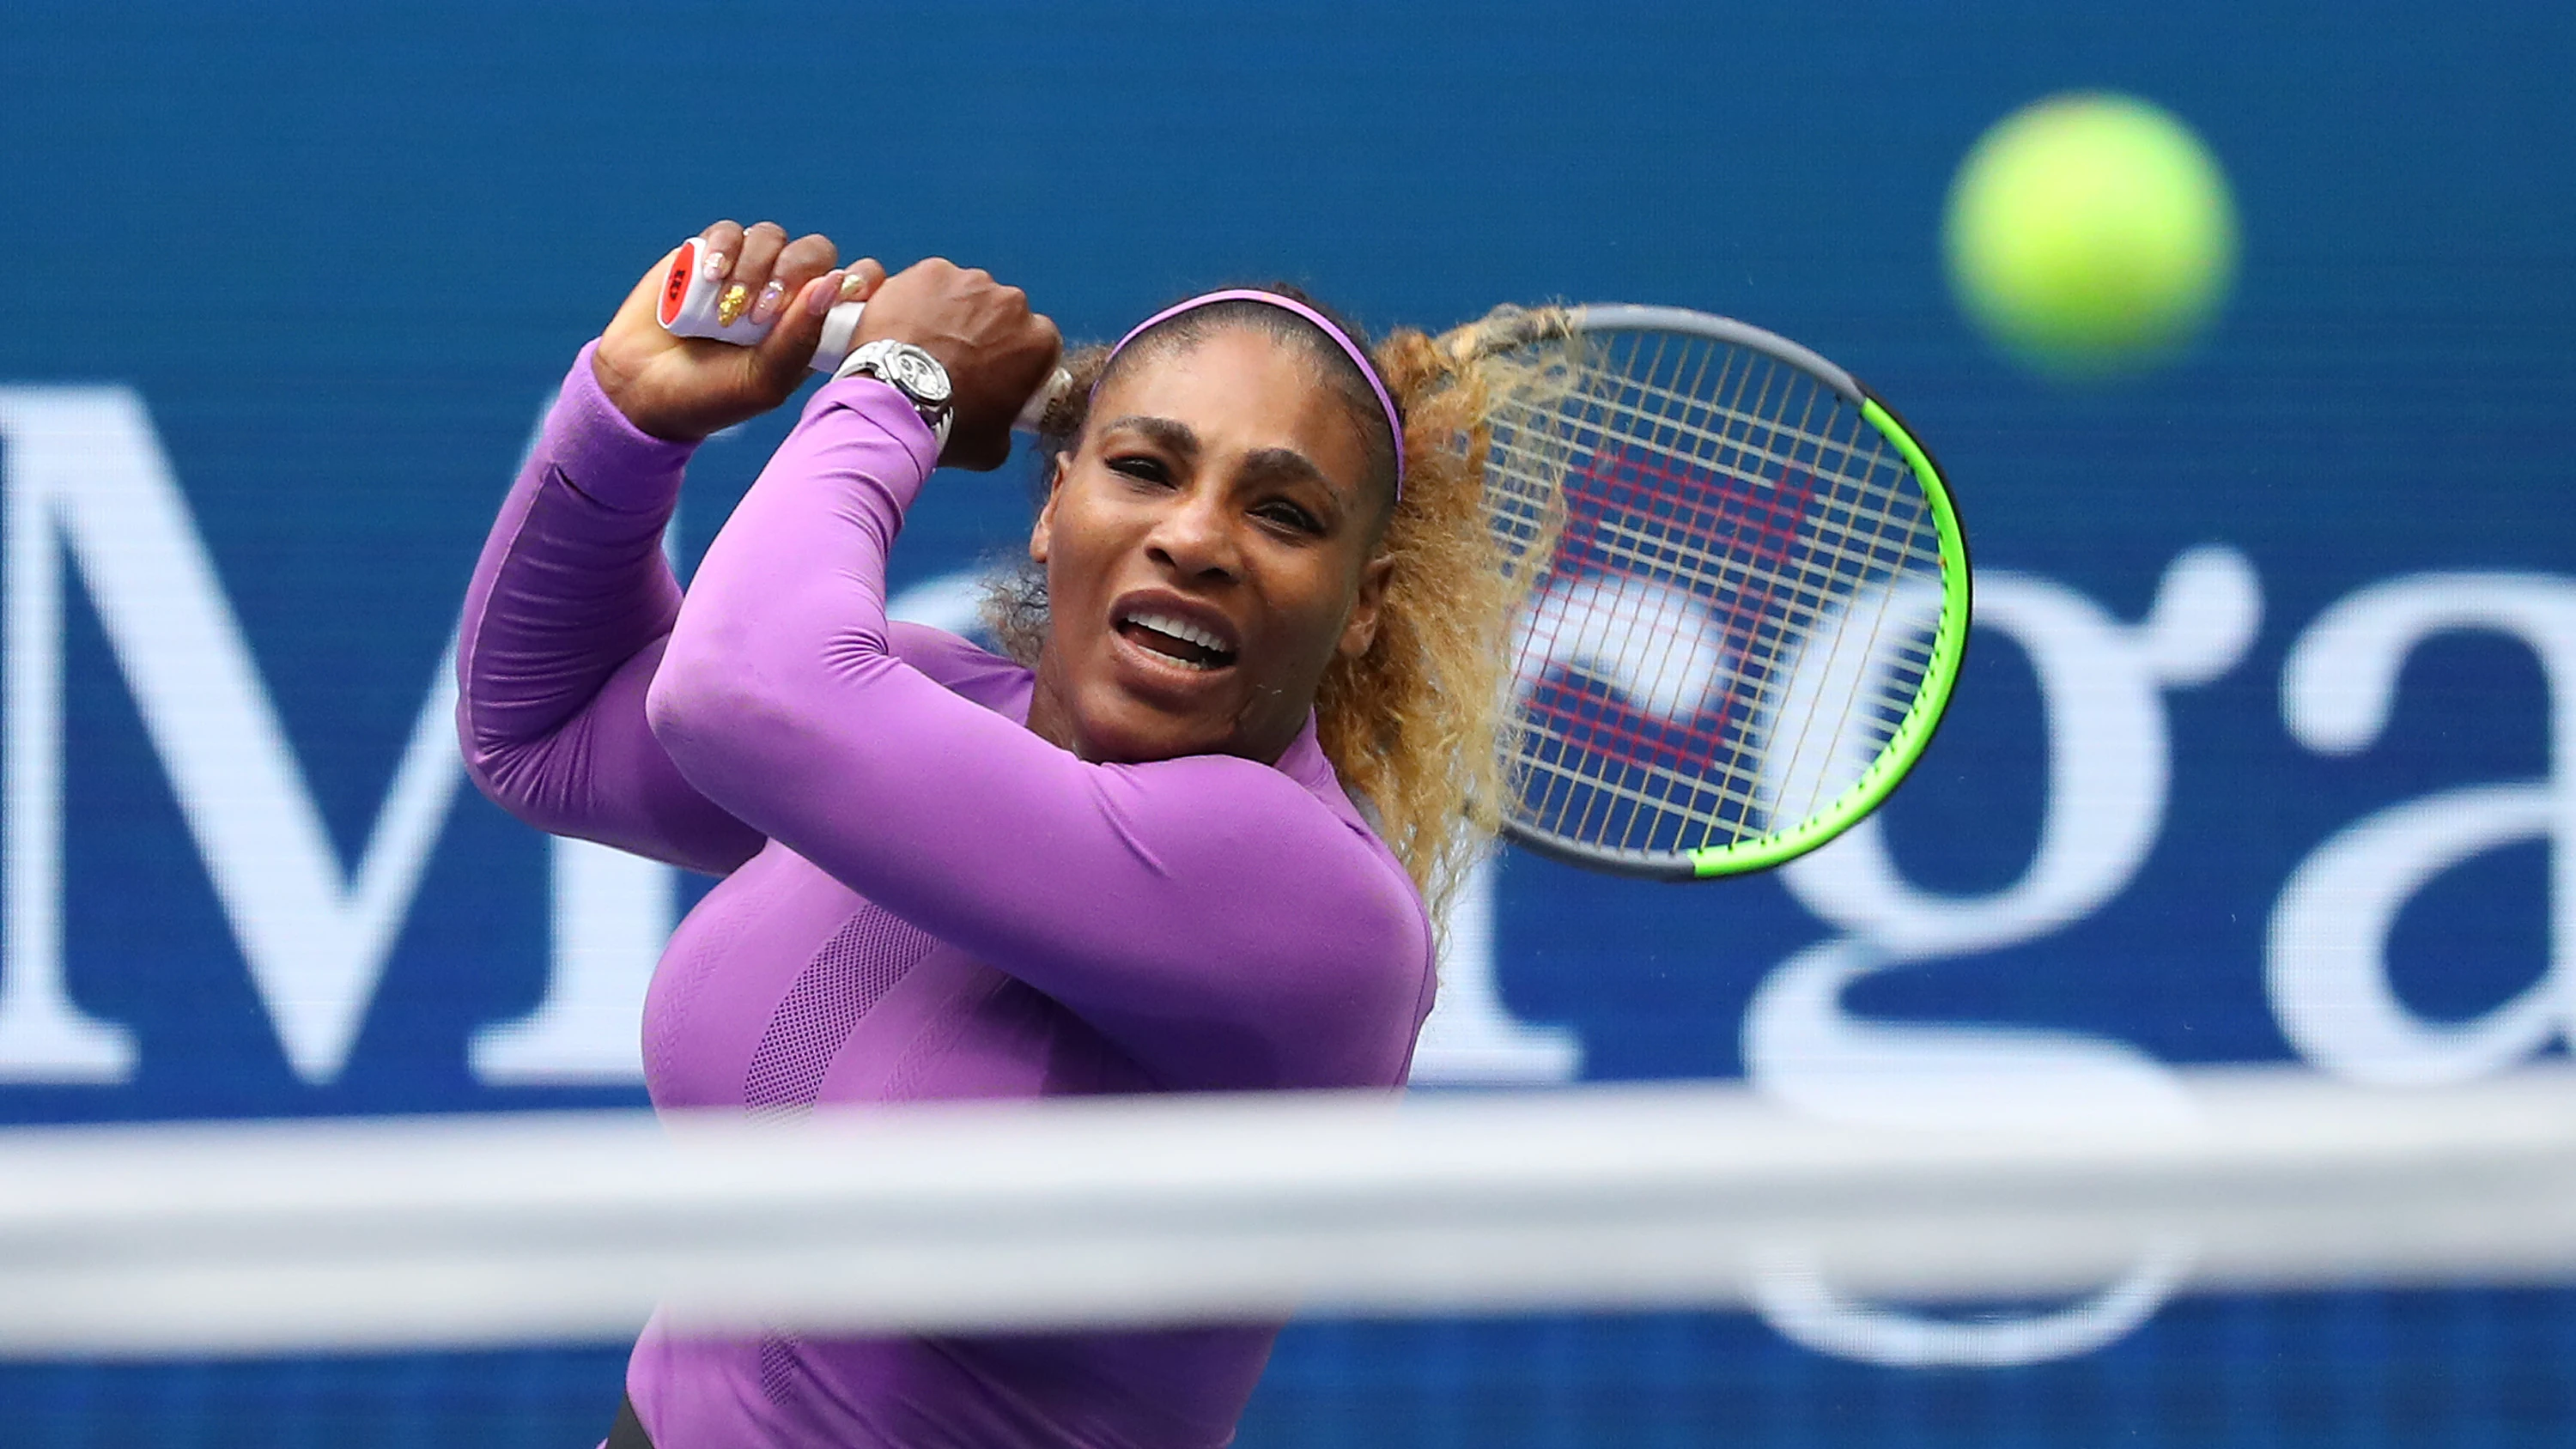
[
  {"x1": 839, "y1": 271, "x2": 869, "y2": 301},
  {"x1": 717, "y1": 282, "x2": 751, "y2": 327}
]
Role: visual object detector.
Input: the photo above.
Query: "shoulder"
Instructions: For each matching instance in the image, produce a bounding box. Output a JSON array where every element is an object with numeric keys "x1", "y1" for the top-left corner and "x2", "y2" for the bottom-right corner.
[
  {"x1": 1118, "y1": 749, "x2": 1390, "y2": 870},
  {"x1": 1115, "y1": 751, "x2": 1436, "y2": 1085},
  {"x1": 886, "y1": 621, "x2": 1034, "y2": 717}
]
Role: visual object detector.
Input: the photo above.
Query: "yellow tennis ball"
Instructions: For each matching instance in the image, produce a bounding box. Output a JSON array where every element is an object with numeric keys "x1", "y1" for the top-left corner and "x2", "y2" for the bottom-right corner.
[{"x1": 1944, "y1": 93, "x2": 2238, "y2": 378}]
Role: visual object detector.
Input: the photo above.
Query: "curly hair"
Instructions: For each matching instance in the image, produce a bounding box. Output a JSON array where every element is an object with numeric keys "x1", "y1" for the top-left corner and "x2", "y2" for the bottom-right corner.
[{"x1": 985, "y1": 289, "x2": 1541, "y2": 934}]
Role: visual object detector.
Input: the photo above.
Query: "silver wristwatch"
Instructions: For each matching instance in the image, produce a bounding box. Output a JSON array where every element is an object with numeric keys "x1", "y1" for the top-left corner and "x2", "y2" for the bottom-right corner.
[{"x1": 834, "y1": 339, "x2": 955, "y2": 448}]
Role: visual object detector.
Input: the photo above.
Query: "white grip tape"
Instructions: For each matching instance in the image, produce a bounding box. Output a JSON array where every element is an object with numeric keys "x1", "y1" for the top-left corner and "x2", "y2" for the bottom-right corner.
[
  {"x1": 655, "y1": 237, "x2": 857, "y2": 367},
  {"x1": 654, "y1": 237, "x2": 1071, "y2": 432}
]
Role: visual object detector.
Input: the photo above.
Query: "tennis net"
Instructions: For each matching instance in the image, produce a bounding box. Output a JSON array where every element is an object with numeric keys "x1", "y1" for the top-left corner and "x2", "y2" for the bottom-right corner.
[{"x1": 4, "y1": 1063, "x2": 2572, "y2": 1359}]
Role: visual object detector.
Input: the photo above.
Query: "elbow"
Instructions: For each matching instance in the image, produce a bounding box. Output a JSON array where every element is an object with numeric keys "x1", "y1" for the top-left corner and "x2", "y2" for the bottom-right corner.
[
  {"x1": 453, "y1": 694, "x2": 494, "y2": 803},
  {"x1": 453, "y1": 691, "x2": 549, "y2": 824},
  {"x1": 458, "y1": 731, "x2": 513, "y2": 815},
  {"x1": 644, "y1": 627, "x2": 791, "y2": 795},
  {"x1": 642, "y1": 643, "x2": 727, "y2": 781},
  {"x1": 646, "y1": 599, "x2": 736, "y2": 753},
  {"x1": 652, "y1": 590, "x2": 902, "y2": 784},
  {"x1": 453, "y1": 724, "x2": 585, "y2": 843}
]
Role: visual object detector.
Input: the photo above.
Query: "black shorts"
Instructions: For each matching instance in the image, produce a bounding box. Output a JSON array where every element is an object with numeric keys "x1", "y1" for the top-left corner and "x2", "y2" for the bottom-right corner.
[{"x1": 606, "y1": 1394, "x2": 653, "y2": 1449}]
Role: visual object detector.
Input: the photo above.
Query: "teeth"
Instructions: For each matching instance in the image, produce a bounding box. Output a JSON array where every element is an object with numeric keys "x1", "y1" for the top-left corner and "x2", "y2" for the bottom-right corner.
[{"x1": 1125, "y1": 611, "x2": 1232, "y2": 658}]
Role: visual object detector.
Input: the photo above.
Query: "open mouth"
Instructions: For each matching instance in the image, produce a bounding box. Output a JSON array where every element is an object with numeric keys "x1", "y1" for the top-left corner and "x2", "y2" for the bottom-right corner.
[{"x1": 1116, "y1": 610, "x2": 1238, "y2": 670}]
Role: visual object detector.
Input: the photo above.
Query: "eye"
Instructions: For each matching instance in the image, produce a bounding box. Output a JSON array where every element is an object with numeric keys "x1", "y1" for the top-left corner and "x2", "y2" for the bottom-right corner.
[
  {"x1": 1108, "y1": 454, "x2": 1173, "y2": 486},
  {"x1": 1255, "y1": 499, "x2": 1323, "y2": 535}
]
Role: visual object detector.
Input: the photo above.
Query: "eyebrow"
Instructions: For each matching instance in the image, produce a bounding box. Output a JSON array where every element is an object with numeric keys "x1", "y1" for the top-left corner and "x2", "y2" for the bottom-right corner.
[
  {"x1": 1099, "y1": 414, "x2": 1342, "y2": 499},
  {"x1": 1102, "y1": 414, "x2": 1200, "y2": 461}
]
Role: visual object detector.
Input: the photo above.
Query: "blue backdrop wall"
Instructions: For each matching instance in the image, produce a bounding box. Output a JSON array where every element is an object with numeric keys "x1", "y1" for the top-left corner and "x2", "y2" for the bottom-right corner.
[{"x1": 3, "y1": 2, "x2": 2573, "y2": 1444}]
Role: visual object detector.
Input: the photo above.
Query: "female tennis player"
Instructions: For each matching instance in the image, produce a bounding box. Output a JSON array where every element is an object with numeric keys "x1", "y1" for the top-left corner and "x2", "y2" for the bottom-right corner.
[{"x1": 456, "y1": 221, "x2": 1520, "y2": 1449}]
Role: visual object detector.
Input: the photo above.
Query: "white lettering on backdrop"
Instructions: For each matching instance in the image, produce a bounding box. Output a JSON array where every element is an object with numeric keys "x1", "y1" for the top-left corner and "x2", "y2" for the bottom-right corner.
[
  {"x1": 2270, "y1": 575, "x2": 2576, "y2": 1084},
  {"x1": 0, "y1": 388, "x2": 465, "y2": 1083},
  {"x1": 1747, "y1": 544, "x2": 2261, "y2": 1366}
]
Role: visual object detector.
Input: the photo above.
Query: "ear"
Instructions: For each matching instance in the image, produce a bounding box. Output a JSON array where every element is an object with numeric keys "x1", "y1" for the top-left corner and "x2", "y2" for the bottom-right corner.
[
  {"x1": 1029, "y1": 452, "x2": 1071, "y2": 564},
  {"x1": 1335, "y1": 552, "x2": 1396, "y2": 660}
]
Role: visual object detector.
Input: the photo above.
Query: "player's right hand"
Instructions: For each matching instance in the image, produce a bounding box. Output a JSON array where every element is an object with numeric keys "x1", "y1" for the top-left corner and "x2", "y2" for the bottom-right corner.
[{"x1": 592, "y1": 221, "x2": 890, "y2": 443}]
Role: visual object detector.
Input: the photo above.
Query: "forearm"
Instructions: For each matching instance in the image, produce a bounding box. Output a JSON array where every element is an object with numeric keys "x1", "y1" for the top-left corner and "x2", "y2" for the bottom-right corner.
[
  {"x1": 456, "y1": 343, "x2": 762, "y2": 872},
  {"x1": 644, "y1": 377, "x2": 929, "y2": 834}
]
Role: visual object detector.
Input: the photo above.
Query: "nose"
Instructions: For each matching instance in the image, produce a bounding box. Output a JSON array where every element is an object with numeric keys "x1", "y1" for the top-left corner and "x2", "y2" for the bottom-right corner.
[{"x1": 1143, "y1": 486, "x2": 1242, "y2": 582}]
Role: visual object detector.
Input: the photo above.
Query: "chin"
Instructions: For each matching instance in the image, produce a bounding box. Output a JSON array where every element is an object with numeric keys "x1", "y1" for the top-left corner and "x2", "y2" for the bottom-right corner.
[{"x1": 1078, "y1": 710, "x2": 1230, "y2": 765}]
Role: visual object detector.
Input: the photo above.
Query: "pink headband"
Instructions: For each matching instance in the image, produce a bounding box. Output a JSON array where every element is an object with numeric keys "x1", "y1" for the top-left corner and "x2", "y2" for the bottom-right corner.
[{"x1": 1106, "y1": 288, "x2": 1406, "y2": 494}]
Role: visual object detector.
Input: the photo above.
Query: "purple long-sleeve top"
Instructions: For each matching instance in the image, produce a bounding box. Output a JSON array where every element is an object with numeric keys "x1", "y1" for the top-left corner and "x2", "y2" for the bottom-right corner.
[{"x1": 456, "y1": 346, "x2": 1437, "y2": 1449}]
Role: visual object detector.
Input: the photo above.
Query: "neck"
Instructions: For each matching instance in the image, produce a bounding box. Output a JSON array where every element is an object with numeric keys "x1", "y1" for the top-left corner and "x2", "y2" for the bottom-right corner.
[{"x1": 1024, "y1": 649, "x2": 1085, "y2": 758}]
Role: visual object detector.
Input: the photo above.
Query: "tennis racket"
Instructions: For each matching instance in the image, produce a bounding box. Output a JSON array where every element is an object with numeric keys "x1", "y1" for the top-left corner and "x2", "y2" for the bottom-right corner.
[{"x1": 1443, "y1": 305, "x2": 1969, "y2": 881}]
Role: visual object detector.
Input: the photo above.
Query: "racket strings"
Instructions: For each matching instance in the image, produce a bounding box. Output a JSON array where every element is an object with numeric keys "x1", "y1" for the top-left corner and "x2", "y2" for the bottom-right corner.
[
  {"x1": 1484, "y1": 330, "x2": 1947, "y2": 861},
  {"x1": 1485, "y1": 389, "x2": 1920, "y2": 644},
  {"x1": 1500, "y1": 351, "x2": 1872, "y2": 488},
  {"x1": 1507, "y1": 336, "x2": 1764, "y2": 852},
  {"x1": 1510, "y1": 450, "x2": 1799, "y2": 845}
]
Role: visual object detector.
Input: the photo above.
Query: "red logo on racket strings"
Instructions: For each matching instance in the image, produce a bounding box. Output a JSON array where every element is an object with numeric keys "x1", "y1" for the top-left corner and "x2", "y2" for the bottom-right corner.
[{"x1": 1510, "y1": 443, "x2": 1823, "y2": 798}]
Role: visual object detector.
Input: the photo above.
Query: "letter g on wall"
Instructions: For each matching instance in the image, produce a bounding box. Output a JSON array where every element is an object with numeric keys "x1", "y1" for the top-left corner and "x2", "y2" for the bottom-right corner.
[
  {"x1": 2271, "y1": 575, "x2": 2576, "y2": 1085},
  {"x1": 1742, "y1": 544, "x2": 2263, "y2": 1367}
]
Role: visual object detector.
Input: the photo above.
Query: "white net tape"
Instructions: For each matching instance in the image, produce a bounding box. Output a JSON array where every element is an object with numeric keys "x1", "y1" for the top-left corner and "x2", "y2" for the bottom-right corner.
[{"x1": 4, "y1": 1064, "x2": 2573, "y2": 1357}]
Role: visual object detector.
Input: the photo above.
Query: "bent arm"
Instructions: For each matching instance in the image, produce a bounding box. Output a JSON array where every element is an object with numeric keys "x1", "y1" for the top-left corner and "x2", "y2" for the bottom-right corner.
[
  {"x1": 455, "y1": 344, "x2": 766, "y2": 875},
  {"x1": 647, "y1": 379, "x2": 1427, "y2": 1088}
]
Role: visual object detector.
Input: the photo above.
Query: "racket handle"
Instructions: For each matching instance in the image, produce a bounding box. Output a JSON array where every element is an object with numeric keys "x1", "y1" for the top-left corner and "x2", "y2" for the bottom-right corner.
[{"x1": 655, "y1": 238, "x2": 1072, "y2": 433}]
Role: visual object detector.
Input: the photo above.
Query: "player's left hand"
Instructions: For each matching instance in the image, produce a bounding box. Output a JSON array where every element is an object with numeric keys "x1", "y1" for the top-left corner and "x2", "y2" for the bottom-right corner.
[{"x1": 854, "y1": 258, "x2": 1062, "y2": 471}]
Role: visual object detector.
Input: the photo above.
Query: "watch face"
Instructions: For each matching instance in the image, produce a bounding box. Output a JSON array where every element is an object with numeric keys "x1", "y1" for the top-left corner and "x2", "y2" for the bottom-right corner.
[{"x1": 888, "y1": 348, "x2": 952, "y2": 406}]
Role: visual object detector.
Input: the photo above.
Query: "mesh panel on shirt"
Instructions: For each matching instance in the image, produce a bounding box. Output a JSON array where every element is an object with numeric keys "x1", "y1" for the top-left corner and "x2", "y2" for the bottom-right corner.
[
  {"x1": 741, "y1": 901, "x2": 936, "y2": 1116},
  {"x1": 756, "y1": 1333, "x2": 800, "y2": 1405},
  {"x1": 743, "y1": 904, "x2": 937, "y2": 1402}
]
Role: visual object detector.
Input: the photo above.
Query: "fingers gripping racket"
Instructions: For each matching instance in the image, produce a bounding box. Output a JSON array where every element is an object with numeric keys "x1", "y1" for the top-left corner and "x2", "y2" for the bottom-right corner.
[
  {"x1": 655, "y1": 238, "x2": 1072, "y2": 429},
  {"x1": 1447, "y1": 306, "x2": 1969, "y2": 881}
]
